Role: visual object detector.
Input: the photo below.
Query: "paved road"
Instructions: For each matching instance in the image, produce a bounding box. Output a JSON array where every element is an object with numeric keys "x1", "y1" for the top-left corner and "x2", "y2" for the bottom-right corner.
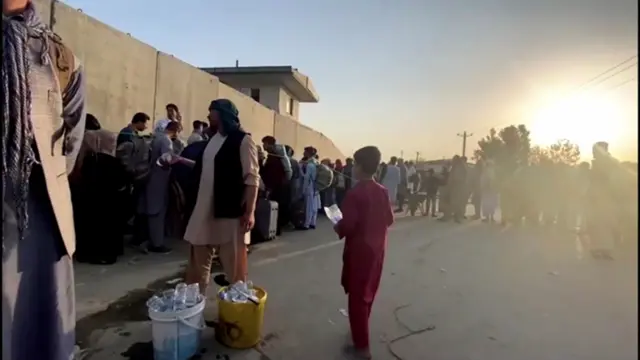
[{"x1": 81, "y1": 216, "x2": 638, "y2": 360}]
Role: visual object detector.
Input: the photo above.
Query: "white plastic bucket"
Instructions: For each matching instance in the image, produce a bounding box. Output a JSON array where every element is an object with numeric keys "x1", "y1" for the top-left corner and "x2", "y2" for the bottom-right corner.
[{"x1": 148, "y1": 299, "x2": 206, "y2": 360}]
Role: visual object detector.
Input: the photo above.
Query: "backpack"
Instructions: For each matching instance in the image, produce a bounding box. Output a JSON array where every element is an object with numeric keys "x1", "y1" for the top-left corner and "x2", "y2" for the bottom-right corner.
[
  {"x1": 116, "y1": 135, "x2": 152, "y2": 183},
  {"x1": 48, "y1": 33, "x2": 76, "y2": 156},
  {"x1": 48, "y1": 33, "x2": 75, "y2": 97},
  {"x1": 315, "y1": 163, "x2": 334, "y2": 191}
]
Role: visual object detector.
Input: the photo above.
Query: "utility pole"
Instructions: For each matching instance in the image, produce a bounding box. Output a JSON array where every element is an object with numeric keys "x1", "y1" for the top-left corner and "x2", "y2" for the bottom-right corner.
[
  {"x1": 457, "y1": 131, "x2": 473, "y2": 157},
  {"x1": 415, "y1": 151, "x2": 420, "y2": 163},
  {"x1": 400, "y1": 150, "x2": 404, "y2": 159}
]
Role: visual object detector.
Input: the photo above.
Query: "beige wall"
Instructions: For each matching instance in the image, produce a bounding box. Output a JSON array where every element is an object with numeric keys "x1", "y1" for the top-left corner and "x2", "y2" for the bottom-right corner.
[
  {"x1": 153, "y1": 53, "x2": 220, "y2": 130},
  {"x1": 33, "y1": 0, "x2": 51, "y2": 25},
  {"x1": 53, "y1": 2, "x2": 157, "y2": 132},
  {"x1": 44, "y1": 0, "x2": 344, "y2": 159}
]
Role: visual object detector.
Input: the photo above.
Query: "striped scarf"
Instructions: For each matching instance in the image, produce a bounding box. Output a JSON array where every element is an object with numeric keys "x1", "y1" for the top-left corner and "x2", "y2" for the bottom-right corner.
[{"x1": 2, "y1": 4, "x2": 52, "y2": 241}]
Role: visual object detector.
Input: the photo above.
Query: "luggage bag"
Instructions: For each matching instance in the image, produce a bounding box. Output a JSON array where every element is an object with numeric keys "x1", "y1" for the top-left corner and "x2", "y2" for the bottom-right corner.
[{"x1": 252, "y1": 198, "x2": 279, "y2": 243}]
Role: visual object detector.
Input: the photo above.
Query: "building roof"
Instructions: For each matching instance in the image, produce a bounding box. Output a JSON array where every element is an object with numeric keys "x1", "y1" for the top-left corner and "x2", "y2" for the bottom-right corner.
[{"x1": 200, "y1": 66, "x2": 319, "y2": 103}]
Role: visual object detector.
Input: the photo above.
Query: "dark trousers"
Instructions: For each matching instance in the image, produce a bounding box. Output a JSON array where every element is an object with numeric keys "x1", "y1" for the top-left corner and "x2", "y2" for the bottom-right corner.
[
  {"x1": 425, "y1": 193, "x2": 438, "y2": 215},
  {"x1": 131, "y1": 214, "x2": 149, "y2": 246},
  {"x1": 336, "y1": 188, "x2": 347, "y2": 207},
  {"x1": 396, "y1": 188, "x2": 407, "y2": 210}
]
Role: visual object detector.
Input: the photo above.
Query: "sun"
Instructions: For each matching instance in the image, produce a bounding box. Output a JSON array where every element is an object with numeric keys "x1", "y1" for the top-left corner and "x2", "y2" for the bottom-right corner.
[{"x1": 528, "y1": 91, "x2": 624, "y2": 153}]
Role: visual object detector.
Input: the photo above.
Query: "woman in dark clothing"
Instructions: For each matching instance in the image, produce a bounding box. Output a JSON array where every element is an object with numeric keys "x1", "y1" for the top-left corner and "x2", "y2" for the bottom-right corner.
[{"x1": 73, "y1": 151, "x2": 130, "y2": 265}]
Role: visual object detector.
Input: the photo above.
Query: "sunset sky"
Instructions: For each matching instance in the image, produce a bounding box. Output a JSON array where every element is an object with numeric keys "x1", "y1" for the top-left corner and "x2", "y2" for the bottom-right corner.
[{"x1": 63, "y1": 0, "x2": 638, "y2": 161}]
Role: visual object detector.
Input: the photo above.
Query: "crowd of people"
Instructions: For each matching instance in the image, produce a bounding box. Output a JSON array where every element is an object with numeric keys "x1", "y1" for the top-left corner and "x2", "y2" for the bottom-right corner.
[{"x1": 71, "y1": 102, "x2": 638, "y2": 268}]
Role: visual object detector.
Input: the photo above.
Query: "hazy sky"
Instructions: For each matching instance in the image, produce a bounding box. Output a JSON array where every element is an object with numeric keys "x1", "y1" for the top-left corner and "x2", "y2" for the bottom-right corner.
[{"x1": 61, "y1": 0, "x2": 638, "y2": 160}]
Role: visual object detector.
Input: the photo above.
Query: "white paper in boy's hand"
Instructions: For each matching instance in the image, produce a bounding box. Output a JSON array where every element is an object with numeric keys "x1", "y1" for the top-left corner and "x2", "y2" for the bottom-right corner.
[
  {"x1": 156, "y1": 152, "x2": 173, "y2": 166},
  {"x1": 324, "y1": 205, "x2": 343, "y2": 225}
]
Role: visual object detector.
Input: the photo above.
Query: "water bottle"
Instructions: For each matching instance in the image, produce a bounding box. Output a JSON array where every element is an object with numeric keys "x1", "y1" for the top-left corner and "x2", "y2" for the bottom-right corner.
[
  {"x1": 185, "y1": 283, "x2": 200, "y2": 307},
  {"x1": 161, "y1": 289, "x2": 175, "y2": 311},
  {"x1": 146, "y1": 295, "x2": 165, "y2": 312},
  {"x1": 173, "y1": 283, "x2": 188, "y2": 311}
]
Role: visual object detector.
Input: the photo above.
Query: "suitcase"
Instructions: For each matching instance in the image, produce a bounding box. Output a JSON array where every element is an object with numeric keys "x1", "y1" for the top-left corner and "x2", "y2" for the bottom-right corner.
[
  {"x1": 252, "y1": 198, "x2": 279, "y2": 244},
  {"x1": 291, "y1": 199, "x2": 306, "y2": 229}
]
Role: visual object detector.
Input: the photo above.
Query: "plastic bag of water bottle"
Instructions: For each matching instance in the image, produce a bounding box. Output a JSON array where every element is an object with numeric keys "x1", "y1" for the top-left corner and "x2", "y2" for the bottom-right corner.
[
  {"x1": 324, "y1": 204, "x2": 343, "y2": 225},
  {"x1": 218, "y1": 280, "x2": 259, "y2": 305},
  {"x1": 146, "y1": 282, "x2": 203, "y2": 313}
]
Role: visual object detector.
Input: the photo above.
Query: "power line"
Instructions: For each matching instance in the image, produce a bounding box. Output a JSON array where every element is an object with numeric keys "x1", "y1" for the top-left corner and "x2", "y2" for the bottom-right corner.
[
  {"x1": 576, "y1": 54, "x2": 637, "y2": 90},
  {"x1": 581, "y1": 61, "x2": 637, "y2": 90},
  {"x1": 606, "y1": 77, "x2": 637, "y2": 91},
  {"x1": 468, "y1": 56, "x2": 638, "y2": 136}
]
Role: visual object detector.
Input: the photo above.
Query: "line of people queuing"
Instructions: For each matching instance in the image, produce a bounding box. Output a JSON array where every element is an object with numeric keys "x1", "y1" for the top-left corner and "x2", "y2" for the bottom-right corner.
[
  {"x1": 368, "y1": 147, "x2": 636, "y2": 261},
  {"x1": 70, "y1": 101, "x2": 347, "y2": 267}
]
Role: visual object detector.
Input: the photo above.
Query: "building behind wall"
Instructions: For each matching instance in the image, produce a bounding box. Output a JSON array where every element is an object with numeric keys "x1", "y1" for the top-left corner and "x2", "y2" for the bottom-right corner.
[{"x1": 201, "y1": 66, "x2": 319, "y2": 122}]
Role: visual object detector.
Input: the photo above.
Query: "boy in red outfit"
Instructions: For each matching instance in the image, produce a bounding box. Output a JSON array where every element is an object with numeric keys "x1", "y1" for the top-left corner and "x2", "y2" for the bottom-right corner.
[{"x1": 334, "y1": 146, "x2": 394, "y2": 359}]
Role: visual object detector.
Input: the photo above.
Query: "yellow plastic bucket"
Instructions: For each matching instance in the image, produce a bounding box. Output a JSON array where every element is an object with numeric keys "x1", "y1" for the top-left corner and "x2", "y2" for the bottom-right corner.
[{"x1": 216, "y1": 286, "x2": 267, "y2": 349}]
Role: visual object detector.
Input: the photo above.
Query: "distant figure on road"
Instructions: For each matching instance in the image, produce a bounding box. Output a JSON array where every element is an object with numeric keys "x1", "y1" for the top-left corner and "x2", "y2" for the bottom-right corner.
[
  {"x1": 448, "y1": 155, "x2": 468, "y2": 222},
  {"x1": 334, "y1": 145, "x2": 394, "y2": 360},
  {"x1": 299, "y1": 146, "x2": 320, "y2": 230},
  {"x1": 480, "y1": 159, "x2": 498, "y2": 223},
  {"x1": 586, "y1": 141, "x2": 618, "y2": 260},
  {"x1": 421, "y1": 168, "x2": 441, "y2": 217},
  {"x1": 381, "y1": 156, "x2": 401, "y2": 206}
]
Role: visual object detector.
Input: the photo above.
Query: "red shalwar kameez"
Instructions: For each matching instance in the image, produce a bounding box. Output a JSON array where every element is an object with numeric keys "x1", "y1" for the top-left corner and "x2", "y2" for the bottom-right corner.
[{"x1": 336, "y1": 179, "x2": 394, "y2": 351}]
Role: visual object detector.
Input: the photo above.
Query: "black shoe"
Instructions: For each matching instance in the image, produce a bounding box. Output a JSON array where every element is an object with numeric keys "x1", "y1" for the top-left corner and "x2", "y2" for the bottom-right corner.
[
  {"x1": 310, "y1": 225, "x2": 316, "y2": 229},
  {"x1": 148, "y1": 245, "x2": 172, "y2": 254}
]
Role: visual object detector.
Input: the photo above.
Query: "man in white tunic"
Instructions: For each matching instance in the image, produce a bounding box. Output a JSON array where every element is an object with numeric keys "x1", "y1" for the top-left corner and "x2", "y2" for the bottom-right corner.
[{"x1": 381, "y1": 156, "x2": 401, "y2": 205}]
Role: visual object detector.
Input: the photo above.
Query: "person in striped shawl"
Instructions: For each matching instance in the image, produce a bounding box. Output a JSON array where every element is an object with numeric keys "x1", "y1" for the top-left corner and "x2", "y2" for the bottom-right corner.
[{"x1": 2, "y1": 1, "x2": 87, "y2": 359}]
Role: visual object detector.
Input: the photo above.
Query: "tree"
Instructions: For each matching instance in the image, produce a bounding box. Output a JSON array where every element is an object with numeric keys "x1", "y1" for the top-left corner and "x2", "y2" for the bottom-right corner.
[
  {"x1": 547, "y1": 139, "x2": 580, "y2": 166},
  {"x1": 529, "y1": 145, "x2": 552, "y2": 165},
  {"x1": 474, "y1": 124, "x2": 532, "y2": 169},
  {"x1": 474, "y1": 128, "x2": 503, "y2": 161}
]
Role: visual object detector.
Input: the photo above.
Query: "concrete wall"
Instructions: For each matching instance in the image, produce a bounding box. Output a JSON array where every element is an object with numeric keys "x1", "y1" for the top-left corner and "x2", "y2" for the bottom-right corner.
[
  {"x1": 43, "y1": 0, "x2": 344, "y2": 158},
  {"x1": 53, "y1": 1, "x2": 157, "y2": 132},
  {"x1": 153, "y1": 53, "x2": 220, "y2": 128}
]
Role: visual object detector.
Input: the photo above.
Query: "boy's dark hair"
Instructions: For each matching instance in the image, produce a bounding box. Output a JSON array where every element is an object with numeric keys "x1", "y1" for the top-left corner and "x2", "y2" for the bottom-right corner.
[
  {"x1": 354, "y1": 146, "x2": 381, "y2": 176},
  {"x1": 166, "y1": 103, "x2": 179, "y2": 112},
  {"x1": 261, "y1": 136, "x2": 276, "y2": 145},
  {"x1": 131, "y1": 112, "x2": 150, "y2": 124},
  {"x1": 192, "y1": 120, "x2": 203, "y2": 129},
  {"x1": 165, "y1": 121, "x2": 181, "y2": 132}
]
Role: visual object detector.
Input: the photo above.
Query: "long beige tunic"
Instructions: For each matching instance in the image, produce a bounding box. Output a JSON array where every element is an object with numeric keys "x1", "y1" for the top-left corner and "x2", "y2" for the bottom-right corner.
[{"x1": 184, "y1": 132, "x2": 260, "y2": 246}]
